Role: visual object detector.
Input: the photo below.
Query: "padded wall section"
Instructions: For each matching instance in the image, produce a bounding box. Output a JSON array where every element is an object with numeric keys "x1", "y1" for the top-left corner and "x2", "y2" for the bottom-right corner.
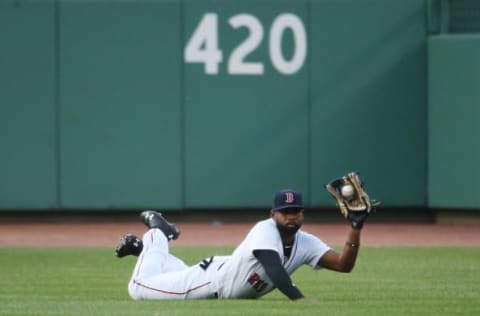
[
  {"x1": 59, "y1": 1, "x2": 183, "y2": 209},
  {"x1": 310, "y1": 0, "x2": 427, "y2": 207},
  {"x1": 0, "y1": 1, "x2": 57, "y2": 209},
  {"x1": 183, "y1": 1, "x2": 309, "y2": 208},
  {"x1": 428, "y1": 35, "x2": 480, "y2": 208}
]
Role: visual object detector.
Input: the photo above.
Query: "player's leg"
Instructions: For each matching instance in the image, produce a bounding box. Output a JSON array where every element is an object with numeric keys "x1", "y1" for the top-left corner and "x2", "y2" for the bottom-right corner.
[
  {"x1": 130, "y1": 228, "x2": 187, "y2": 281},
  {"x1": 128, "y1": 229, "x2": 217, "y2": 300},
  {"x1": 137, "y1": 210, "x2": 187, "y2": 274}
]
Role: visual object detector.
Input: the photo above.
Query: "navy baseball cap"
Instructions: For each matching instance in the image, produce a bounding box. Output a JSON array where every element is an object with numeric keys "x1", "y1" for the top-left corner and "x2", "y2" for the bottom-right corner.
[{"x1": 272, "y1": 189, "x2": 304, "y2": 211}]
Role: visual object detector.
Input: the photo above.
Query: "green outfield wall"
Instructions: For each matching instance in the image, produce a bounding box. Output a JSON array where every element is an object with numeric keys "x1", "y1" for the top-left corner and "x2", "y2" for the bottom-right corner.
[
  {"x1": 428, "y1": 35, "x2": 480, "y2": 208},
  {"x1": 0, "y1": 0, "x2": 475, "y2": 210},
  {"x1": 0, "y1": 1, "x2": 57, "y2": 208}
]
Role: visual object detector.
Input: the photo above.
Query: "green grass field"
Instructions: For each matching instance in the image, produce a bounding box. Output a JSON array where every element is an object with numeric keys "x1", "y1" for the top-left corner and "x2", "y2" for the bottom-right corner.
[{"x1": 1, "y1": 247, "x2": 479, "y2": 316}]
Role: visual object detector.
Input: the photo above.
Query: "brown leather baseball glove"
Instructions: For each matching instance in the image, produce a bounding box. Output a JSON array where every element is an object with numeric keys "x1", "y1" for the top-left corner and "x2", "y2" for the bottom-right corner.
[{"x1": 325, "y1": 172, "x2": 379, "y2": 229}]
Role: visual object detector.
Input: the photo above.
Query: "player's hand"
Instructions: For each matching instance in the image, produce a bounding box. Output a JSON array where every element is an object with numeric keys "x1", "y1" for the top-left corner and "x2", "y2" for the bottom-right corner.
[{"x1": 347, "y1": 210, "x2": 369, "y2": 229}]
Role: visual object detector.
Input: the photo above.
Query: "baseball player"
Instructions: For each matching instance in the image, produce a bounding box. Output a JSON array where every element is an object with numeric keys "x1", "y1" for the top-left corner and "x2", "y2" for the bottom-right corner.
[{"x1": 115, "y1": 172, "x2": 377, "y2": 300}]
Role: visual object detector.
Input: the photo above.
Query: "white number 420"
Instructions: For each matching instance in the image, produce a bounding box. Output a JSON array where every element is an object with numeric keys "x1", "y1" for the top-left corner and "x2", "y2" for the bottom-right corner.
[{"x1": 184, "y1": 13, "x2": 307, "y2": 75}]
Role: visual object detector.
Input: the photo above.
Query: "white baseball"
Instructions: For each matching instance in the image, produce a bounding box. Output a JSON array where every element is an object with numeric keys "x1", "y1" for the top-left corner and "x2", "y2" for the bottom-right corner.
[{"x1": 341, "y1": 184, "x2": 354, "y2": 198}]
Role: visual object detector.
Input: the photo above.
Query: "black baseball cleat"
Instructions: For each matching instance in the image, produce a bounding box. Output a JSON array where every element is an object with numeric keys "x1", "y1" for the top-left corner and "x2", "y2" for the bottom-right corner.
[
  {"x1": 115, "y1": 233, "x2": 143, "y2": 258},
  {"x1": 140, "y1": 210, "x2": 180, "y2": 241}
]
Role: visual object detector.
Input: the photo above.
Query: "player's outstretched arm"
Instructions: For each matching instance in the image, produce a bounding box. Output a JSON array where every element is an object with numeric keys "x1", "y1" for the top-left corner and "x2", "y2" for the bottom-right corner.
[
  {"x1": 318, "y1": 227, "x2": 361, "y2": 273},
  {"x1": 321, "y1": 171, "x2": 379, "y2": 272}
]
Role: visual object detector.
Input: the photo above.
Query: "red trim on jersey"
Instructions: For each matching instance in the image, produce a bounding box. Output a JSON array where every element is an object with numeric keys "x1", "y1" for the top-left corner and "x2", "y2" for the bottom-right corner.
[{"x1": 133, "y1": 279, "x2": 212, "y2": 295}]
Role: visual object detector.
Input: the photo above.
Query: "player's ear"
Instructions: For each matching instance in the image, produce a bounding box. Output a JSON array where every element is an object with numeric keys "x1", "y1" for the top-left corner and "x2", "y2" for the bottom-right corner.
[{"x1": 270, "y1": 210, "x2": 275, "y2": 218}]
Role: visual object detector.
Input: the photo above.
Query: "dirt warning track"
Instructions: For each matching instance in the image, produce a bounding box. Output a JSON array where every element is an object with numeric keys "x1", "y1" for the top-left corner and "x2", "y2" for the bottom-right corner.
[{"x1": 0, "y1": 220, "x2": 479, "y2": 247}]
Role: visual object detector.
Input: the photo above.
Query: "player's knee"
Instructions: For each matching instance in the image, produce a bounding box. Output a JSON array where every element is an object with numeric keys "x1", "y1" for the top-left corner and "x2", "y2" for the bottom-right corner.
[{"x1": 128, "y1": 280, "x2": 142, "y2": 300}]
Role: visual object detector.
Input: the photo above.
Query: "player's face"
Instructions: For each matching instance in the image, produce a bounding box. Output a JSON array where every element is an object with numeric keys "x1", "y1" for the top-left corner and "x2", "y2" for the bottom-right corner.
[{"x1": 271, "y1": 208, "x2": 304, "y2": 235}]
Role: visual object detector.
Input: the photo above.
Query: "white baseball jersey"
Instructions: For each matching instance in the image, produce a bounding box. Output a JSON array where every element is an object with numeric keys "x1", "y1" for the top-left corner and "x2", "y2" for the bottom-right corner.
[
  {"x1": 214, "y1": 218, "x2": 331, "y2": 298},
  {"x1": 127, "y1": 218, "x2": 331, "y2": 300}
]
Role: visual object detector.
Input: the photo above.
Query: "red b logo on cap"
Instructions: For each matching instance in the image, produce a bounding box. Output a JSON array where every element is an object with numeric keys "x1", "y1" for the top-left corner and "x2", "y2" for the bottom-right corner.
[{"x1": 285, "y1": 192, "x2": 294, "y2": 203}]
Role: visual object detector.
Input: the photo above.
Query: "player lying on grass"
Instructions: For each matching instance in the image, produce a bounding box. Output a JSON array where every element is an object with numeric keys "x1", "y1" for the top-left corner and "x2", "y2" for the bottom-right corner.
[{"x1": 115, "y1": 172, "x2": 378, "y2": 300}]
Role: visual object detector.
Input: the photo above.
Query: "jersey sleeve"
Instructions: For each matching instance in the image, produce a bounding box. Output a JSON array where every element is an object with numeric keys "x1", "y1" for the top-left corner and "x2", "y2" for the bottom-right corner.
[
  {"x1": 301, "y1": 232, "x2": 332, "y2": 270},
  {"x1": 245, "y1": 219, "x2": 282, "y2": 254}
]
